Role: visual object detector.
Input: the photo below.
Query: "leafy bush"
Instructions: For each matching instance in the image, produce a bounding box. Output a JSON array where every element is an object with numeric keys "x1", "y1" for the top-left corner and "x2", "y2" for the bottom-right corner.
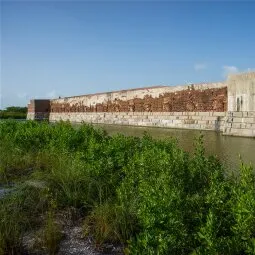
[
  {"x1": 0, "y1": 106, "x2": 27, "y2": 119},
  {"x1": 0, "y1": 120, "x2": 254, "y2": 254}
]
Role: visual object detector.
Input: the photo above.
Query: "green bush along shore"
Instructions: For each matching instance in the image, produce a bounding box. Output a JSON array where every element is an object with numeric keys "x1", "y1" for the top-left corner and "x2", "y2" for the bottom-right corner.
[
  {"x1": 0, "y1": 107, "x2": 27, "y2": 120},
  {"x1": 0, "y1": 120, "x2": 254, "y2": 254}
]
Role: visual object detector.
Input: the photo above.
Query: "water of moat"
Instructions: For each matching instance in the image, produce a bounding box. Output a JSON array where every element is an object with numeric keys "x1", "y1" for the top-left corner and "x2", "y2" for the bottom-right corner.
[{"x1": 94, "y1": 124, "x2": 255, "y2": 171}]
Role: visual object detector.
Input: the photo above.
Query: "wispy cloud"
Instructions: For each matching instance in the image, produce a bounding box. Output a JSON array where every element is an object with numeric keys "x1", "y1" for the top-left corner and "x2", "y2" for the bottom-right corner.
[
  {"x1": 222, "y1": 66, "x2": 255, "y2": 78},
  {"x1": 222, "y1": 65, "x2": 239, "y2": 77},
  {"x1": 194, "y1": 63, "x2": 207, "y2": 71},
  {"x1": 46, "y1": 90, "x2": 57, "y2": 99},
  {"x1": 246, "y1": 68, "x2": 255, "y2": 72},
  {"x1": 17, "y1": 92, "x2": 28, "y2": 99}
]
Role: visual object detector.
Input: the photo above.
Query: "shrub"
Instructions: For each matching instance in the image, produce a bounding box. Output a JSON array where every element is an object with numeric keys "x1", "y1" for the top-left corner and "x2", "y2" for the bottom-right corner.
[
  {"x1": 0, "y1": 120, "x2": 254, "y2": 254},
  {"x1": 83, "y1": 201, "x2": 137, "y2": 245}
]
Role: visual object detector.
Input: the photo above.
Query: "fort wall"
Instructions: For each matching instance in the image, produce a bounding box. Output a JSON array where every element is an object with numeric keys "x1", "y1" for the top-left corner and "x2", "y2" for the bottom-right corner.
[
  {"x1": 26, "y1": 72, "x2": 255, "y2": 137},
  {"x1": 50, "y1": 82, "x2": 227, "y2": 113}
]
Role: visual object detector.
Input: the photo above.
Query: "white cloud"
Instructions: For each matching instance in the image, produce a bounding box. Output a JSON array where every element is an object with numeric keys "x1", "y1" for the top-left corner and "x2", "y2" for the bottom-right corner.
[
  {"x1": 222, "y1": 65, "x2": 239, "y2": 77},
  {"x1": 194, "y1": 63, "x2": 207, "y2": 71},
  {"x1": 246, "y1": 68, "x2": 255, "y2": 72},
  {"x1": 46, "y1": 90, "x2": 57, "y2": 99},
  {"x1": 17, "y1": 92, "x2": 28, "y2": 99}
]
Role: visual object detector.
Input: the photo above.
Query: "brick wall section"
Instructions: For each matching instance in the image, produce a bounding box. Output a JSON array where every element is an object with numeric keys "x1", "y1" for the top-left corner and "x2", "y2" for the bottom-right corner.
[
  {"x1": 27, "y1": 100, "x2": 50, "y2": 120},
  {"x1": 28, "y1": 100, "x2": 50, "y2": 113},
  {"x1": 50, "y1": 87, "x2": 227, "y2": 113}
]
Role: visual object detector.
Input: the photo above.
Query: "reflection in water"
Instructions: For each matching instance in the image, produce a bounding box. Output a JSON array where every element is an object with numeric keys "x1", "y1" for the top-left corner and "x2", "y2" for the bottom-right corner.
[{"x1": 95, "y1": 124, "x2": 255, "y2": 171}]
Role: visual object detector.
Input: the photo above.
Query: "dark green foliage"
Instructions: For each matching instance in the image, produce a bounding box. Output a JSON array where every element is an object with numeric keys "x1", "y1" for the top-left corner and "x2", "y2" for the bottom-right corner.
[
  {"x1": 0, "y1": 183, "x2": 49, "y2": 254},
  {"x1": 0, "y1": 120, "x2": 254, "y2": 254},
  {"x1": 4, "y1": 107, "x2": 27, "y2": 113},
  {"x1": 0, "y1": 106, "x2": 27, "y2": 119}
]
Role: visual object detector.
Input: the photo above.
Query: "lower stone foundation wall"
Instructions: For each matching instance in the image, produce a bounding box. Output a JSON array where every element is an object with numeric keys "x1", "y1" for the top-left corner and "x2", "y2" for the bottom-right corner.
[
  {"x1": 27, "y1": 112, "x2": 49, "y2": 120},
  {"x1": 26, "y1": 111, "x2": 254, "y2": 137},
  {"x1": 27, "y1": 113, "x2": 34, "y2": 120},
  {"x1": 223, "y1": 112, "x2": 255, "y2": 137},
  {"x1": 49, "y1": 112, "x2": 226, "y2": 132}
]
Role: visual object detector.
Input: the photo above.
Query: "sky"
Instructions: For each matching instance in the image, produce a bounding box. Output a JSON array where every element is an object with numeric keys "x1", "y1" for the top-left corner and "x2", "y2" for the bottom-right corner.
[{"x1": 1, "y1": 1, "x2": 255, "y2": 108}]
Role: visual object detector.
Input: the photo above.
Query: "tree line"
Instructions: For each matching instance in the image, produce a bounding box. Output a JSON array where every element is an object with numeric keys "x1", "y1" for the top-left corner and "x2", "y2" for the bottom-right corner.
[{"x1": 0, "y1": 106, "x2": 27, "y2": 119}]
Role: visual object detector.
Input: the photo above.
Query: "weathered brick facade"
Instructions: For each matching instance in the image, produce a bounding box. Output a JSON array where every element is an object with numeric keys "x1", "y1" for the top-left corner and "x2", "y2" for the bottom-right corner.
[
  {"x1": 27, "y1": 100, "x2": 50, "y2": 120},
  {"x1": 27, "y1": 99, "x2": 50, "y2": 113},
  {"x1": 26, "y1": 72, "x2": 255, "y2": 137},
  {"x1": 49, "y1": 86, "x2": 227, "y2": 113}
]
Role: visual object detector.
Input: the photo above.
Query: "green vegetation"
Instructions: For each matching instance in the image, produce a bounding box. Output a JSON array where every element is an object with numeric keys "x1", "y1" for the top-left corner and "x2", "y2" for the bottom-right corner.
[
  {"x1": 0, "y1": 120, "x2": 254, "y2": 254},
  {"x1": 0, "y1": 106, "x2": 27, "y2": 119}
]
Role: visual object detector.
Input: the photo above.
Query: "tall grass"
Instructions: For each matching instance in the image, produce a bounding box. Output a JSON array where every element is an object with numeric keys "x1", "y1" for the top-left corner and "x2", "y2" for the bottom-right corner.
[{"x1": 0, "y1": 120, "x2": 254, "y2": 254}]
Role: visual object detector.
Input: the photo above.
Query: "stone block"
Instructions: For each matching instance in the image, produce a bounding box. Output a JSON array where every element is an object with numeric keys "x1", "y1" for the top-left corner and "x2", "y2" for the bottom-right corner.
[
  {"x1": 172, "y1": 120, "x2": 182, "y2": 124},
  {"x1": 245, "y1": 117, "x2": 255, "y2": 123},
  {"x1": 231, "y1": 112, "x2": 243, "y2": 117},
  {"x1": 198, "y1": 112, "x2": 211, "y2": 116},
  {"x1": 238, "y1": 129, "x2": 254, "y2": 137},
  {"x1": 197, "y1": 120, "x2": 208, "y2": 125},
  {"x1": 233, "y1": 123, "x2": 242, "y2": 129},
  {"x1": 247, "y1": 112, "x2": 255, "y2": 117},
  {"x1": 213, "y1": 112, "x2": 226, "y2": 117},
  {"x1": 190, "y1": 116, "x2": 203, "y2": 120},
  {"x1": 161, "y1": 119, "x2": 173, "y2": 124},
  {"x1": 203, "y1": 116, "x2": 218, "y2": 121},
  {"x1": 232, "y1": 117, "x2": 244, "y2": 123}
]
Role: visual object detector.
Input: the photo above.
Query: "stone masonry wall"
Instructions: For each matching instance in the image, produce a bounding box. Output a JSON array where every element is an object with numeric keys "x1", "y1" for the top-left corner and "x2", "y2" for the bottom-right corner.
[
  {"x1": 49, "y1": 112, "x2": 226, "y2": 132},
  {"x1": 27, "y1": 112, "x2": 49, "y2": 121},
  {"x1": 49, "y1": 111, "x2": 255, "y2": 137},
  {"x1": 228, "y1": 72, "x2": 255, "y2": 111},
  {"x1": 223, "y1": 111, "x2": 255, "y2": 137}
]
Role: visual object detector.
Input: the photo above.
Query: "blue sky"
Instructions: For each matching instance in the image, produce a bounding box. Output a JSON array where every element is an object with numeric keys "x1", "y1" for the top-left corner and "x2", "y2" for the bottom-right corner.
[{"x1": 1, "y1": 1, "x2": 255, "y2": 108}]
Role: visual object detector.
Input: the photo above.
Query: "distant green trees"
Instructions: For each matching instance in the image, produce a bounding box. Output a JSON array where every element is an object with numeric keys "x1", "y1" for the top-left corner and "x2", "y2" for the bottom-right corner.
[{"x1": 0, "y1": 106, "x2": 27, "y2": 119}]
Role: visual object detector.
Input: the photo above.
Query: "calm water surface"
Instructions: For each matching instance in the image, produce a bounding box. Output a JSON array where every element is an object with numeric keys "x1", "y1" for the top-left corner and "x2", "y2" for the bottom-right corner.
[{"x1": 95, "y1": 124, "x2": 255, "y2": 171}]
